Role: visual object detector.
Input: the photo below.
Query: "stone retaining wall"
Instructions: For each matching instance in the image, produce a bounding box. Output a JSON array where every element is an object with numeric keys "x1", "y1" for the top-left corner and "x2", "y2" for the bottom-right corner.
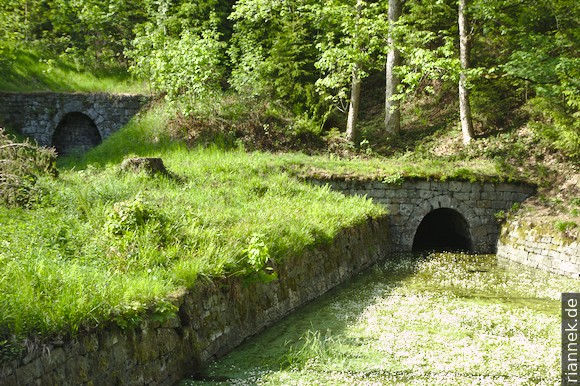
[
  {"x1": 0, "y1": 217, "x2": 390, "y2": 386},
  {"x1": 497, "y1": 219, "x2": 580, "y2": 278}
]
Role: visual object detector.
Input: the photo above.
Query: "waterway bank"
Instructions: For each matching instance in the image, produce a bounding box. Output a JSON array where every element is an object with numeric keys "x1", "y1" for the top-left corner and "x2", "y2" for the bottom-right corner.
[
  {"x1": 0, "y1": 217, "x2": 389, "y2": 386},
  {"x1": 182, "y1": 253, "x2": 578, "y2": 385}
]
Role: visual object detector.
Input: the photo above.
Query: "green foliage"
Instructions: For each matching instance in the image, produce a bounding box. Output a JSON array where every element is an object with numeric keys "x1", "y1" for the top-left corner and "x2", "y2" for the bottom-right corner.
[
  {"x1": 127, "y1": 0, "x2": 233, "y2": 103},
  {"x1": 0, "y1": 0, "x2": 147, "y2": 69},
  {"x1": 0, "y1": 128, "x2": 57, "y2": 207},
  {"x1": 162, "y1": 94, "x2": 326, "y2": 152},
  {"x1": 244, "y1": 233, "x2": 271, "y2": 273},
  {"x1": 228, "y1": 0, "x2": 322, "y2": 116},
  {"x1": 105, "y1": 193, "x2": 160, "y2": 235},
  {"x1": 527, "y1": 97, "x2": 580, "y2": 158},
  {"x1": 314, "y1": 0, "x2": 388, "y2": 111},
  {"x1": 128, "y1": 25, "x2": 226, "y2": 102},
  {"x1": 394, "y1": 0, "x2": 460, "y2": 98},
  {"x1": 555, "y1": 220, "x2": 578, "y2": 233}
]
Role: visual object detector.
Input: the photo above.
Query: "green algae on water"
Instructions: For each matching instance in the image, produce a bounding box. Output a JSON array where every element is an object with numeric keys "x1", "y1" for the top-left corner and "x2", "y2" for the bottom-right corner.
[{"x1": 181, "y1": 253, "x2": 579, "y2": 385}]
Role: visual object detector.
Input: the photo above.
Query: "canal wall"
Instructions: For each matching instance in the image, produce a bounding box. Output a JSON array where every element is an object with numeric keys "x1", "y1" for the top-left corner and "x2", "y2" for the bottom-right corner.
[
  {"x1": 497, "y1": 219, "x2": 580, "y2": 278},
  {"x1": 0, "y1": 216, "x2": 389, "y2": 386}
]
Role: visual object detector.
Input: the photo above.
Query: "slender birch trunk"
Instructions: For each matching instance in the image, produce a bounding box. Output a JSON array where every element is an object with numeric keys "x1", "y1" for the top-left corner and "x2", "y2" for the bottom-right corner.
[
  {"x1": 385, "y1": 0, "x2": 402, "y2": 134},
  {"x1": 346, "y1": 0, "x2": 364, "y2": 142},
  {"x1": 346, "y1": 64, "x2": 361, "y2": 142},
  {"x1": 458, "y1": 0, "x2": 475, "y2": 144}
]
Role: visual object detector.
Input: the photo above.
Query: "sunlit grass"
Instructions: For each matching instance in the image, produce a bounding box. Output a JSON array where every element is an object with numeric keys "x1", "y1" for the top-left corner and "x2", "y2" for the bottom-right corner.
[
  {"x1": 0, "y1": 47, "x2": 147, "y2": 93},
  {"x1": 0, "y1": 137, "x2": 385, "y2": 345}
]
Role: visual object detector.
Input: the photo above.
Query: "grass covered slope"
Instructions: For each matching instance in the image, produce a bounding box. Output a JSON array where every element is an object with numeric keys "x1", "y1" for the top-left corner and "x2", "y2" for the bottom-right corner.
[
  {"x1": 0, "y1": 106, "x2": 385, "y2": 350},
  {"x1": 0, "y1": 47, "x2": 146, "y2": 93}
]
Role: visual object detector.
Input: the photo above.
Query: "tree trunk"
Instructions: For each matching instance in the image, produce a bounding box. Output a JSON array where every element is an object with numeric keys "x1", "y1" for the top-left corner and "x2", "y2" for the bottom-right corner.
[
  {"x1": 385, "y1": 0, "x2": 402, "y2": 134},
  {"x1": 458, "y1": 0, "x2": 475, "y2": 144},
  {"x1": 346, "y1": 64, "x2": 361, "y2": 142},
  {"x1": 346, "y1": 0, "x2": 364, "y2": 142}
]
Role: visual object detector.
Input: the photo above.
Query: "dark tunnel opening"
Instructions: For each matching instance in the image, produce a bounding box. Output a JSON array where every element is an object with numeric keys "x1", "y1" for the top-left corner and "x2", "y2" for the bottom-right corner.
[
  {"x1": 412, "y1": 208, "x2": 473, "y2": 253},
  {"x1": 52, "y1": 112, "x2": 102, "y2": 155}
]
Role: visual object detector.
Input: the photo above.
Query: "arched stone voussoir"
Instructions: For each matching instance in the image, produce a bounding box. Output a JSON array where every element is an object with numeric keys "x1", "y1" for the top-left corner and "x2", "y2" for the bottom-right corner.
[
  {"x1": 400, "y1": 194, "x2": 477, "y2": 250},
  {"x1": 408, "y1": 194, "x2": 475, "y2": 228}
]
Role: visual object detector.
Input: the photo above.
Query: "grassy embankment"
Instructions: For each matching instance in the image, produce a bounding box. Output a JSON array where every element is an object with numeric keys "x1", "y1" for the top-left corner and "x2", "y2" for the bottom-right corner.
[
  {"x1": 0, "y1": 102, "x2": 385, "y2": 359},
  {"x1": 0, "y1": 91, "x2": 528, "y2": 360},
  {"x1": 0, "y1": 47, "x2": 146, "y2": 93}
]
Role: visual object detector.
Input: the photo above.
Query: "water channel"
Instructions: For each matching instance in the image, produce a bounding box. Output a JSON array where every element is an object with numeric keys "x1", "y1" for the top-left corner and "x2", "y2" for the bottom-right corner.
[{"x1": 180, "y1": 253, "x2": 578, "y2": 385}]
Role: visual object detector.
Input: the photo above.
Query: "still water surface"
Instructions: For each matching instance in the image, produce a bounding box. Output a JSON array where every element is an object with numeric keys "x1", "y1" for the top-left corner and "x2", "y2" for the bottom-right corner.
[{"x1": 181, "y1": 253, "x2": 579, "y2": 385}]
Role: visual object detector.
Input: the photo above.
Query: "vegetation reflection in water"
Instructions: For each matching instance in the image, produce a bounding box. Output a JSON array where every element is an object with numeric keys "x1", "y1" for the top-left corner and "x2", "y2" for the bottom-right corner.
[{"x1": 181, "y1": 253, "x2": 579, "y2": 385}]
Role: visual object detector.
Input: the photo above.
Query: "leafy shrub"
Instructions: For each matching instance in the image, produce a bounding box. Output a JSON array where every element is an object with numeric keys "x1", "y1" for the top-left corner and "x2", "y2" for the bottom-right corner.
[
  {"x1": 527, "y1": 97, "x2": 580, "y2": 158},
  {"x1": 0, "y1": 128, "x2": 57, "y2": 207},
  {"x1": 168, "y1": 96, "x2": 325, "y2": 152},
  {"x1": 104, "y1": 193, "x2": 163, "y2": 236}
]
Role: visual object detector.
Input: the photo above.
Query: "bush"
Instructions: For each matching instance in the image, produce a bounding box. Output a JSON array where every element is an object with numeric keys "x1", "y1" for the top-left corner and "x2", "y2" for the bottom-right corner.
[{"x1": 0, "y1": 128, "x2": 57, "y2": 207}]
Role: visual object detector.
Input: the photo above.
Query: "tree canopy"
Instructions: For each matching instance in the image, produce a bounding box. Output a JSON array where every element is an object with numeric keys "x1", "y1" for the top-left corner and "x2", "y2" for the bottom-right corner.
[{"x1": 0, "y1": 0, "x2": 578, "y2": 152}]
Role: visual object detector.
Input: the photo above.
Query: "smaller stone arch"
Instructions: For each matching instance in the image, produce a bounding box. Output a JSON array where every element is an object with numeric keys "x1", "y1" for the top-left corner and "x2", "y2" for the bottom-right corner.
[
  {"x1": 52, "y1": 112, "x2": 102, "y2": 155},
  {"x1": 412, "y1": 208, "x2": 473, "y2": 252}
]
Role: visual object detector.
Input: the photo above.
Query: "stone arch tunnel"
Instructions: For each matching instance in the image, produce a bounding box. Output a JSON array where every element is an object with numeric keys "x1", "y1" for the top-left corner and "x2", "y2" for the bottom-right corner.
[
  {"x1": 412, "y1": 208, "x2": 473, "y2": 253},
  {"x1": 52, "y1": 112, "x2": 102, "y2": 155},
  {"x1": 310, "y1": 179, "x2": 536, "y2": 254},
  {"x1": 0, "y1": 92, "x2": 148, "y2": 153}
]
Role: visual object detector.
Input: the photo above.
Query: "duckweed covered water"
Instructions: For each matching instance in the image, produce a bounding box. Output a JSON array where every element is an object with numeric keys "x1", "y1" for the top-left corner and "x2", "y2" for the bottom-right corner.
[{"x1": 180, "y1": 253, "x2": 579, "y2": 385}]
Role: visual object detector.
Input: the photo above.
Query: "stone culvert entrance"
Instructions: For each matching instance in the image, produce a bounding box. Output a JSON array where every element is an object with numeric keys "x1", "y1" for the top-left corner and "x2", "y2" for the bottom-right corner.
[
  {"x1": 0, "y1": 92, "x2": 149, "y2": 153},
  {"x1": 52, "y1": 112, "x2": 102, "y2": 155},
  {"x1": 310, "y1": 179, "x2": 537, "y2": 254},
  {"x1": 412, "y1": 208, "x2": 473, "y2": 253}
]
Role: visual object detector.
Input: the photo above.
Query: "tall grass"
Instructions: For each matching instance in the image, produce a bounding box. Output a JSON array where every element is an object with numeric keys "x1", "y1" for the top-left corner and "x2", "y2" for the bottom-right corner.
[{"x1": 0, "y1": 113, "x2": 385, "y2": 348}]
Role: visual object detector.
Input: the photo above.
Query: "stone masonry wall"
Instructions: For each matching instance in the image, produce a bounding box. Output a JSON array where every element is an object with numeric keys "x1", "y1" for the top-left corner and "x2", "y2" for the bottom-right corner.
[
  {"x1": 0, "y1": 216, "x2": 390, "y2": 386},
  {"x1": 311, "y1": 179, "x2": 536, "y2": 254},
  {"x1": 497, "y1": 219, "x2": 580, "y2": 278},
  {"x1": 0, "y1": 92, "x2": 148, "y2": 148}
]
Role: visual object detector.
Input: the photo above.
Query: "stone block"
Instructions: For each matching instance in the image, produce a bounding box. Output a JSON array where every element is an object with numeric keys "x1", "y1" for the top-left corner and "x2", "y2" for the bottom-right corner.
[
  {"x1": 437, "y1": 195, "x2": 452, "y2": 208},
  {"x1": 476, "y1": 200, "x2": 492, "y2": 209},
  {"x1": 414, "y1": 181, "x2": 431, "y2": 190},
  {"x1": 453, "y1": 192, "x2": 471, "y2": 201},
  {"x1": 449, "y1": 181, "x2": 463, "y2": 192},
  {"x1": 399, "y1": 204, "x2": 415, "y2": 217},
  {"x1": 371, "y1": 181, "x2": 385, "y2": 190},
  {"x1": 41, "y1": 347, "x2": 66, "y2": 373},
  {"x1": 15, "y1": 358, "x2": 43, "y2": 385},
  {"x1": 0, "y1": 374, "x2": 18, "y2": 386},
  {"x1": 560, "y1": 261, "x2": 578, "y2": 274}
]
